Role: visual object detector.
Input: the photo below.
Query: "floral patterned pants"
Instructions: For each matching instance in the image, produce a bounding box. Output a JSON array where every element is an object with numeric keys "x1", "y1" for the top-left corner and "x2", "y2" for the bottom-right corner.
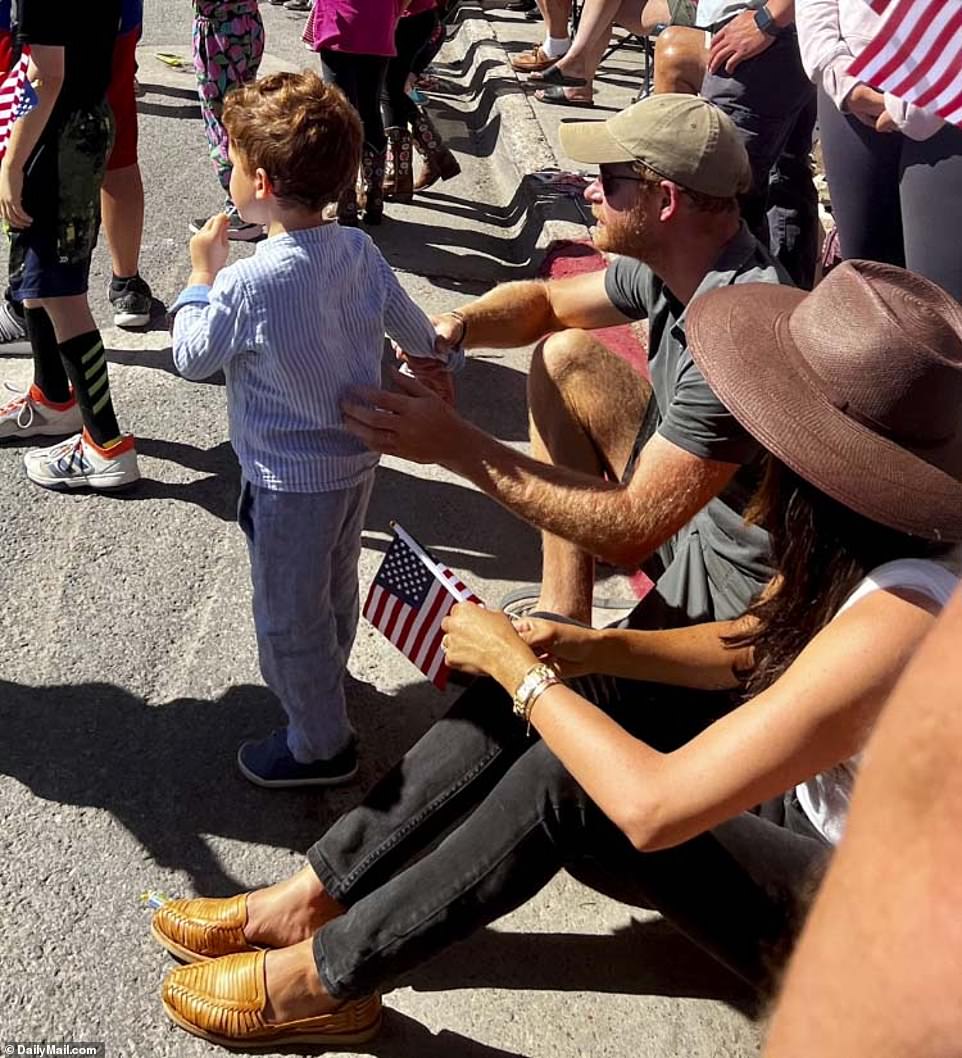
[{"x1": 192, "y1": 0, "x2": 264, "y2": 194}]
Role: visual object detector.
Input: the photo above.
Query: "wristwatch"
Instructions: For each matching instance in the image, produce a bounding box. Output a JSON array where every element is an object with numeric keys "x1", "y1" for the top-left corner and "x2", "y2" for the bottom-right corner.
[
  {"x1": 512, "y1": 663, "x2": 561, "y2": 732},
  {"x1": 753, "y1": 3, "x2": 781, "y2": 36}
]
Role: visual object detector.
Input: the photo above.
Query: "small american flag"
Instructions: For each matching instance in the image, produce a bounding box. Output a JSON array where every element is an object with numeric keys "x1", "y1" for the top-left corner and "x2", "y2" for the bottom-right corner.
[
  {"x1": 849, "y1": 0, "x2": 962, "y2": 127},
  {"x1": 363, "y1": 524, "x2": 483, "y2": 690},
  {"x1": 0, "y1": 49, "x2": 37, "y2": 162}
]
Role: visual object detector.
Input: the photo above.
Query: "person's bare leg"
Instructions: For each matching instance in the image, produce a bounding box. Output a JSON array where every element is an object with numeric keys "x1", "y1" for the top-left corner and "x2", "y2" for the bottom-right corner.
[
  {"x1": 527, "y1": 328, "x2": 650, "y2": 622},
  {"x1": 38, "y1": 295, "x2": 98, "y2": 344},
  {"x1": 101, "y1": 163, "x2": 145, "y2": 279},
  {"x1": 543, "y1": 0, "x2": 573, "y2": 41},
  {"x1": 240, "y1": 864, "x2": 346, "y2": 948},
  {"x1": 653, "y1": 24, "x2": 708, "y2": 94},
  {"x1": 544, "y1": 0, "x2": 670, "y2": 91},
  {"x1": 264, "y1": 938, "x2": 343, "y2": 1022}
]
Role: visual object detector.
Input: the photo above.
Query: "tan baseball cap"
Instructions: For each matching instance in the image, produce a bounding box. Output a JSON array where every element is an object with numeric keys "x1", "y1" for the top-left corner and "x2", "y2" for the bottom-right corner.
[{"x1": 558, "y1": 93, "x2": 752, "y2": 198}]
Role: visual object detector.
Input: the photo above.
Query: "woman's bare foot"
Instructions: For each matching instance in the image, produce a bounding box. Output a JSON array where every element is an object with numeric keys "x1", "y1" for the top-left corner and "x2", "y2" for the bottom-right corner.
[
  {"x1": 263, "y1": 938, "x2": 342, "y2": 1023},
  {"x1": 243, "y1": 865, "x2": 345, "y2": 948}
]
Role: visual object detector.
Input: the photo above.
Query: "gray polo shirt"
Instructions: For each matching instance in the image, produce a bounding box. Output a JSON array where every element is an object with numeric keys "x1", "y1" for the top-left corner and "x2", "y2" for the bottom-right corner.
[{"x1": 603, "y1": 223, "x2": 788, "y2": 623}]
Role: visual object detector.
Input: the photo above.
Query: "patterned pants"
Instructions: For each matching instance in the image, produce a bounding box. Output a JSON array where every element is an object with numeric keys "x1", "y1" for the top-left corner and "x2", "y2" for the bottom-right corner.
[{"x1": 192, "y1": 0, "x2": 264, "y2": 194}]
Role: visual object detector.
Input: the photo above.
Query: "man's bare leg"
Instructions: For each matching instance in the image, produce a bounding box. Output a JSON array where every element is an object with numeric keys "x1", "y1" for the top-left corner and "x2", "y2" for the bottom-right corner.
[
  {"x1": 653, "y1": 25, "x2": 708, "y2": 94},
  {"x1": 527, "y1": 328, "x2": 650, "y2": 623}
]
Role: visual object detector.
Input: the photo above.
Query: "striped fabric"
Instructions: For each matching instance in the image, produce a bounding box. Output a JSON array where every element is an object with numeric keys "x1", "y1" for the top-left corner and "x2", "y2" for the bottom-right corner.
[
  {"x1": 849, "y1": 0, "x2": 962, "y2": 126},
  {"x1": 171, "y1": 224, "x2": 443, "y2": 492},
  {"x1": 0, "y1": 48, "x2": 36, "y2": 161},
  {"x1": 363, "y1": 524, "x2": 483, "y2": 690}
]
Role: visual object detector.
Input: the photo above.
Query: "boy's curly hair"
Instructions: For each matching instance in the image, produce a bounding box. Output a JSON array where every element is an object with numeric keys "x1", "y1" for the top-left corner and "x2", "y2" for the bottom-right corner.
[{"x1": 222, "y1": 70, "x2": 362, "y2": 212}]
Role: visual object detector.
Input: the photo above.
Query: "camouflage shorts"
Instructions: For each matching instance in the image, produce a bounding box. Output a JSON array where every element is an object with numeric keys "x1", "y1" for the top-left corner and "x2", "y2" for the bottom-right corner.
[{"x1": 8, "y1": 102, "x2": 115, "y2": 299}]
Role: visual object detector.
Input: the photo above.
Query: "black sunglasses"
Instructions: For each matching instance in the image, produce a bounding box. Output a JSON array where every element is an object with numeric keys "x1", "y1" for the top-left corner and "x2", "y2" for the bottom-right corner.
[{"x1": 598, "y1": 167, "x2": 646, "y2": 198}]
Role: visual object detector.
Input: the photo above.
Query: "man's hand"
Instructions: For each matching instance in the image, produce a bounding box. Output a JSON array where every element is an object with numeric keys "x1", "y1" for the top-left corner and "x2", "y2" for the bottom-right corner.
[
  {"x1": 431, "y1": 311, "x2": 466, "y2": 349},
  {"x1": 0, "y1": 161, "x2": 32, "y2": 228},
  {"x1": 846, "y1": 84, "x2": 886, "y2": 128},
  {"x1": 342, "y1": 367, "x2": 464, "y2": 463},
  {"x1": 189, "y1": 213, "x2": 230, "y2": 284},
  {"x1": 708, "y1": 10, "x2": 775, "y2": 74},
  {"x1": 395, "y1": 350, "x2": 457, "y2": 406}
]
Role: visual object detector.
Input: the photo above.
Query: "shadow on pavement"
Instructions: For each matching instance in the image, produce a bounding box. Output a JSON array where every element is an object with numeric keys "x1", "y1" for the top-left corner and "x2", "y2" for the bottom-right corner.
[
  {"x1": 272, "y1": 1011, "x2": 530, "y2": 1058},
  {"x1": 0, "y1": 677, "x2": 447, "y2": 895},
  {"x1": 405, "y1": 919, "x2": 758, "y2": 1015},
  {"x1": 366, "y1": 464, "x2": 541, "y2": 584}
]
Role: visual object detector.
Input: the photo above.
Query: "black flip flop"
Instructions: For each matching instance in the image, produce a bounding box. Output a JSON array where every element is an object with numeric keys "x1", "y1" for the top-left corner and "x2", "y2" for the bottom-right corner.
[
  {"x1": 536, "y1": 84, "x2": 595, "y2": 107},
  {"x1": 528, "y1": 65, "x2": 589, "y2": 87}
]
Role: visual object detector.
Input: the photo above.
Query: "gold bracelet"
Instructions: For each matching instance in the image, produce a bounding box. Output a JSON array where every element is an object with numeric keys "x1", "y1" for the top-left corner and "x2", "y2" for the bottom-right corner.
[{"x1": 511, "y1": 662, "x2": 560, "y2": 735}]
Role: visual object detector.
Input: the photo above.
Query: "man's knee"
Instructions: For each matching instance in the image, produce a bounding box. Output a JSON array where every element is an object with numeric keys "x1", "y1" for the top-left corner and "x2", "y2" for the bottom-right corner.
[
  {"x1": 530, "y1": 329, "x2": 601, "y2": 396},
  {"x1": 656, "y1": 24, "x2": 695, "y2": 60}
]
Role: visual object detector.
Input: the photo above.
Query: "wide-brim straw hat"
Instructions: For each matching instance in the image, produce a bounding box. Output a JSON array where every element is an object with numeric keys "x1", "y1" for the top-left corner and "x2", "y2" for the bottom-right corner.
[{"x1": 687, "y1": 260, "x2": 962, "y2": 542}]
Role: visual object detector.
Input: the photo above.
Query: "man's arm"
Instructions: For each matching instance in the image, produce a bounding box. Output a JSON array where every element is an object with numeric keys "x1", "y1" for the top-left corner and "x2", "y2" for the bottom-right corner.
[
  {"x1": 763, "y1": 586, "x2": 962, "y2": 1058},
  {"x1": 343, "y1": 371, "x2": 738, "y2": 568},
  {"x1": 434, "y1": 270, "x2": 633, "y2": 350}
]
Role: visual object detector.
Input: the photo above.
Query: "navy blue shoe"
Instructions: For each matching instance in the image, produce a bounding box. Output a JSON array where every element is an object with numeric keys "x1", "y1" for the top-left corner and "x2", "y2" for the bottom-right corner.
[{"x1": 236, "y1": 729, "x2": 358, "y2": 789}]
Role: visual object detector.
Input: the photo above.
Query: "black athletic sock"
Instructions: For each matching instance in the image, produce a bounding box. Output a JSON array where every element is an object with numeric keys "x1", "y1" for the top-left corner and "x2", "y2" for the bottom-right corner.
[
  {"x1": 110, "y1": 273, "x2": 138, "y2": 291},
  {"x1": 25, "y1": 307, "x2": 71, "y2": 404},
  {"x1": 58, "y1": 330, "x2": 121, "y2": 447}
]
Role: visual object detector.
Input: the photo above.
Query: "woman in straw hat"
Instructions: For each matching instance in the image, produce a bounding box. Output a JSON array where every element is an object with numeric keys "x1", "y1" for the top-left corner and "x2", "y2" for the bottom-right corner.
[{"x1": 152, "y1": 260, "x2": 962, "y2": 1050}]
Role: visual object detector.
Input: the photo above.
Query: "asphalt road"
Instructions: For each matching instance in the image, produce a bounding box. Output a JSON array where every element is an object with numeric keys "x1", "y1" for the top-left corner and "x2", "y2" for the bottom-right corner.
[{"x1": 0, "y1": 4, "x2": 760, "y2": 1056}]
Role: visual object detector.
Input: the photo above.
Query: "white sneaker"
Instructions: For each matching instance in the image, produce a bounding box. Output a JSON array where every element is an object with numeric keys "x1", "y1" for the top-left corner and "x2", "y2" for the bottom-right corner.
[
  {"x1": 0, "y1": 383, "x2": 83, "y2": 439},
  {"x1": 24, "y1": 431, "x2": 141, "y2": 491}
]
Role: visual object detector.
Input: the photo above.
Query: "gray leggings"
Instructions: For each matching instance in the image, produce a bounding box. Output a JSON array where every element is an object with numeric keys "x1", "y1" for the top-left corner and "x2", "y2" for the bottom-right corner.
[{"x1": 818, "y1": 87, "x2": 962, "y2": 300}]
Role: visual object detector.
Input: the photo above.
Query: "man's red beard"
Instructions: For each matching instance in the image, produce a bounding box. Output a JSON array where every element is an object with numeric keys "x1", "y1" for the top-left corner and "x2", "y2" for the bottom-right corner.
[{"x1": 591, "y1": 199, "x2": 657, "y2": 260}]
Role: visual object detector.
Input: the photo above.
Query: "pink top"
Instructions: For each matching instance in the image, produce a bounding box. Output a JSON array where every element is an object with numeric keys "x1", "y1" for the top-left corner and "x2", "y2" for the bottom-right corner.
[{"x1": 303, "y1": 0, "x2": 402, "y2": 56}]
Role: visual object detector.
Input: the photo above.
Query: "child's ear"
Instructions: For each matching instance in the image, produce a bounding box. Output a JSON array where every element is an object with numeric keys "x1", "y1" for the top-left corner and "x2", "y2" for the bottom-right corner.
[{"x1": 254, "y1": 167, "x2": 273, "y2": 200}]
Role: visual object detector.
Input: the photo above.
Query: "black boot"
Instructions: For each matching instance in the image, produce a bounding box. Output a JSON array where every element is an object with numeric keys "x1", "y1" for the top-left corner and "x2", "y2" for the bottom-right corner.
[
  {"x1": 361, "y1": 143, "x2": 386, "y2": 225},
  {"x1": 412, "y1": 108, "x2": 461, "y2": 192},
  {"x1": 383, "y1": 127, "x2": 414, "y2": 203}
]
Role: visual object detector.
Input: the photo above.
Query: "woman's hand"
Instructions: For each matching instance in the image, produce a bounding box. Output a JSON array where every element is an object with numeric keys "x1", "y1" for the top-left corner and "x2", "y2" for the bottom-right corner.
[
  {"x1": 847, "y1": 84, "x2": 886, "y2": 128},
  {"x1": 0, "y1": 161, "x2": 32, "y2": 229},
  {"x1": 441, "y1": 603, "x2": 537, "y2": 687},
  {"x1": 875, "y1": 109, "x2": 899, "y2": 134},
  {"x1": 514, "y1": 617, "x2": 599, "y2": 678}
]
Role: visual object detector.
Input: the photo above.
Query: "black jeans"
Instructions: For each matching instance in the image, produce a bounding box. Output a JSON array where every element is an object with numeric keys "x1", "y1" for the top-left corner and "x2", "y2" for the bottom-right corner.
[
  {"x1": 382, "y1": 10, "x2": 438, "y2": 129},
  {"x1": 702, "y1": 31, "x2": 818, "y2": 289},
  {"x1": 319, "y1": 50, "x2": 389, "y2": 152},
  {"x1": 817, "y1": 87, "x2": 962, "y2": 302},
  {"x1": 307, "y1": 671, "x2": 829, "y2": 999}
]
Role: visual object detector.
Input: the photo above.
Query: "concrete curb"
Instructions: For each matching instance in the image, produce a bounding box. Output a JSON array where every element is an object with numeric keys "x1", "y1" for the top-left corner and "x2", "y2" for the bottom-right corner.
[{"x1": 436, "y1": 2, "x2": 591, "y2": 255}]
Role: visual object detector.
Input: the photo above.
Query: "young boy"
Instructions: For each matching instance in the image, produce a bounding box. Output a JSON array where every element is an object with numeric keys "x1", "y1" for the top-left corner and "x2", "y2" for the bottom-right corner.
[
  {"x1": 0, "y1": 0, "x2": 140, "y2": 488},
  {"x1": 170, "y1": 71, "x2": 460, "y2": 787}
]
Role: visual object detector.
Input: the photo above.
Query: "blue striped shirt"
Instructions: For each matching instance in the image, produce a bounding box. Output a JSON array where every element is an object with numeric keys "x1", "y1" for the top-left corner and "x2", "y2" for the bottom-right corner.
[{"x1": 172, "y1": 224, "x2": 448, "y2": 493}]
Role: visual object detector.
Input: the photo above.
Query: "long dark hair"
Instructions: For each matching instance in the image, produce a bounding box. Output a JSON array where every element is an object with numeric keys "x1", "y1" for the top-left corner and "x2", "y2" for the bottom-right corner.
[{"x1": 727, "y1": 457, "x2": 949, "y2": 697}]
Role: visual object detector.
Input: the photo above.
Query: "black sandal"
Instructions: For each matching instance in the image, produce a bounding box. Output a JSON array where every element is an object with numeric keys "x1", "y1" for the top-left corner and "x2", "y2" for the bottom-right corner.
[
  {"x1": 528, "y1": 65, "x2": 589, "y2": 87},
  {"x1": 536, "y1": 83, "x2": 595, "y2": 107}
]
